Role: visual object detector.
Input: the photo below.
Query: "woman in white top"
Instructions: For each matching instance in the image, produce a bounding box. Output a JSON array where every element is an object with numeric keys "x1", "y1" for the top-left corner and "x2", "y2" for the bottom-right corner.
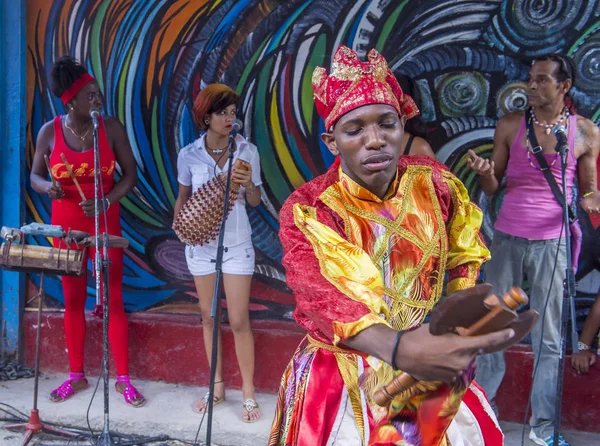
[{"x1": 173, "y1": 84, "x2": 262, "y2": 422}]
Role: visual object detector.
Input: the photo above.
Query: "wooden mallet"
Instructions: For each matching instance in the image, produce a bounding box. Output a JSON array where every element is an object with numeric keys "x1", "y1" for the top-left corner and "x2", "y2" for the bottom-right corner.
[
  {"x1": 44, "y1": 154, "x2": 62, "y2": 201},
  {"x1": 60, "y1": 153, "x2": 87, "y2": 201}
]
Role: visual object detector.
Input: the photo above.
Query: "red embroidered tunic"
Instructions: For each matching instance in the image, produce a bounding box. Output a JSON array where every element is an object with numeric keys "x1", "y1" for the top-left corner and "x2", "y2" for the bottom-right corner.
[{"x1": 269, "y1": 156, "x2": 501, "y2": 446}]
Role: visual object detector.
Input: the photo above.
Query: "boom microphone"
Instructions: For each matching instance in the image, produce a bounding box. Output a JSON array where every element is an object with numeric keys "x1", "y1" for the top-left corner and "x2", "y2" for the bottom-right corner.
[{"x1": 552, "y1": 125, "x2": 568, "y2": 154}]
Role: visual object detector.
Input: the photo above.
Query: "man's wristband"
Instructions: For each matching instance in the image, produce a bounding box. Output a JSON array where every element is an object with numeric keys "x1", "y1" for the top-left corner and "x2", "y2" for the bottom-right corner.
[
  {"x1": 581, "y1": 191, "x2": 595, "y2": 200},
  {"x1": 391, "y1": 330, "x2": 407, "y2": 371},
  {"x1": 245, "y1": 183, "x2": 256, "y2": 195},
  {"x1": 578, "y1": 341, "x2": 590, "y2": 351},
  {"x1": 103, "y1": 197, "x2": 111, "y2": 211}
]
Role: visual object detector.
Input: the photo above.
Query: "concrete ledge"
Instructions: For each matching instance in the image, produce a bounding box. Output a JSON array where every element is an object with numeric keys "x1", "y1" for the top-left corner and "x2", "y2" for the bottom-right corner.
[
  {"x1": 23, "y1": 311, "x2": 600, "y2": 433},
  {"x1": 23, "y1": 311, "x2": 305, "y2": 392},
  {"x1": 494, "y1": 344, "x2": 600, "y2": 433}
]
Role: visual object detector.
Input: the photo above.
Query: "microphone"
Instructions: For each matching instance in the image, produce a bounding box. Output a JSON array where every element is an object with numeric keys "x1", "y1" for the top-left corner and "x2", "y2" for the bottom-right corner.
[
  {"x1": 228, "y1": 119, "x2": 243, "y2": 153},
  {"x1": 552, "y1": 125, "x2": 568, "y2": 154},
  {"x1": 231, "y1": 119, "x2": 243, "y2": 135},
  {"x1": 90, "y1": 108, "x2": 100, "y2": 128}
]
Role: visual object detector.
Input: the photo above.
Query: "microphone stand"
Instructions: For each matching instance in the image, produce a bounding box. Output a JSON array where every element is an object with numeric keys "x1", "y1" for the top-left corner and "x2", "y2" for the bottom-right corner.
[
  {"x1": 553, "y1": 136, "x2": 578, "y2": 446},
  {"x1": 86, "y1": 113, "x2": 161, "y2": 446},
  {"x1": 205, "y1": 131, "x2": 238, "y2": 446},
  {"x1": 91, "y1": 112, "x2": 114, "y2": 446}
]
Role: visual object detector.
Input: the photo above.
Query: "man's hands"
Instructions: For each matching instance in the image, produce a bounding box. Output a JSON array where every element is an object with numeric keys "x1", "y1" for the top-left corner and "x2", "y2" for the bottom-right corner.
[
  {"x1": 580, "y1": 193, "x2": 600, "y2": 214},
  {"x1": 466, "y1": 149, "x2": 495, "y2": 178},
  {"x1": 571, "y1": 350, "x2": 597, "y2": 374},
  {"x1": 345, "y1": 322, "x2": 514, "y2": 384},
  {"x1": 395, "y1": 324, "x2": 515, "y2": 383}
]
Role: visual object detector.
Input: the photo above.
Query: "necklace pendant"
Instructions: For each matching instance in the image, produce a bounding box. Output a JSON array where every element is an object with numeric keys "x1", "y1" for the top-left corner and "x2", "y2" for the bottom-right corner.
[{"x1": 546, "y1": 128, "x2": 551, "y2": 135}]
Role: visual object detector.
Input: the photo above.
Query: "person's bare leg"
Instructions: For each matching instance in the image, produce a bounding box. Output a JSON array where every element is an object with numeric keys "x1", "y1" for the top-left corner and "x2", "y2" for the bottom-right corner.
[
  {"x1": 193, "y1": 273, "x2": 225, "y2": 412},
  {"x1": 223, "y1": 273, "x2": 260, "y2": 421}
]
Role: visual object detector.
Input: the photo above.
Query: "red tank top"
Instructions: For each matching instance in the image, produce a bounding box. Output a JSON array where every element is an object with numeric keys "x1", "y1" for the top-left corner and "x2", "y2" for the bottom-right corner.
[{"x1": 49, "y1": 115, "x2": 116, "y2": 217}]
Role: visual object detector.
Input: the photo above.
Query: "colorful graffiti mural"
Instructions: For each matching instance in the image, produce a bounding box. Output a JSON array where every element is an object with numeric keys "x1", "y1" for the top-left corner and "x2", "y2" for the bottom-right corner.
[{"x1": 25, "y1": 0, "x2": 600, "y2": 322}]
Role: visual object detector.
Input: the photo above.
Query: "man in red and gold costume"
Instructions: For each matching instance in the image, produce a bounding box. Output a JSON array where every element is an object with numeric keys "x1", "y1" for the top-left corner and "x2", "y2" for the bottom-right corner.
[{"x1": 269, "y1": 45, "x2": 515, "y2": 446}]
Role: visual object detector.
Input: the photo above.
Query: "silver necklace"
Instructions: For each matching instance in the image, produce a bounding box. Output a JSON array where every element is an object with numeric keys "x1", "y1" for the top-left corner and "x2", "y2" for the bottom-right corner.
[
  {"x1": 205, "y1": 140, "x2": 227, "y2": 155},
  {"x1": 531, "y1": 107, "x2": 568, "y2": 135}
]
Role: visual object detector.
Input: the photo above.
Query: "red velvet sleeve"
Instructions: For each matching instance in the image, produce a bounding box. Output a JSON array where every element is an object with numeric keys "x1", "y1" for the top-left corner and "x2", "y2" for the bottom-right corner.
[{"x1": 280, "y1": 181, "x2": 388, "y2": 344}]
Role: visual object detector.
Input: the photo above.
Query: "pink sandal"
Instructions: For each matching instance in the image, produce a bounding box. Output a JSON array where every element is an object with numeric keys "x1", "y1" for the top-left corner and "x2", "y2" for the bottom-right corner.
[
  {"x1": 49, "y1": 372, "x2": 88, "y2": 402},
  {"x1": 115, "y1": 375, "x2": 145, "y2": 408}
]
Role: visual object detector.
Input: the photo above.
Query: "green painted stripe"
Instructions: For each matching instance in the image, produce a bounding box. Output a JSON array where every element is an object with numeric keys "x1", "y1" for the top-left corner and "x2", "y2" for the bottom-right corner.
[
  {"x1": 376, "y1": 1, "x2": 409, "y2": 54},
  {"x1": 253, "y1": 58, "x2": 291, "y2": 204},
  {"x1": 89, "y1": 0, "x2": 111, "y2": 91},
  {"x1": 301, "y1": 34, "x2": 326, "y2": 127},
  {"x1": 237, "y1": 38, "x2": 269, "y2": 93},
  {"x1": 568, "y1": 21, "x2": 600, "y2": 55},
  {"x1": 120, "y1": 195, "x2": 163, "y2": 226},
  {"x1": 117, "y1": 46, "x2": 134, "y2": 123},
  {"x1": 151, "y1": 101, "x2": 176, "y2": 205}
]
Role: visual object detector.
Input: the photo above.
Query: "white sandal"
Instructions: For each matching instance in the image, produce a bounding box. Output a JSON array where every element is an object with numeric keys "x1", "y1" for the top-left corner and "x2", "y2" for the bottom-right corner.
[{"x1": 242, "y1": 398, "x2": 260, "y2": 423}]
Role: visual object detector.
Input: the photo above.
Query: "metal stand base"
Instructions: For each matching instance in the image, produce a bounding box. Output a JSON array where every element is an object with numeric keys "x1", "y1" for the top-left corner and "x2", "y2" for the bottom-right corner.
[
  {"x1": 5, "y1": 409, "x2": 81, "y2": 445},
  {"x1": 97, "y1": 430, "x2": 115, "y2": 446},
  {"x1": 5, "y1": 272, "x2": 80, "y2": 445}
]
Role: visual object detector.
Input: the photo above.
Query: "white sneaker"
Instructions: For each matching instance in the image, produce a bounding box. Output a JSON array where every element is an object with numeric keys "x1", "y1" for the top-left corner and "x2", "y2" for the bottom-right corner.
[{"x1": 529, "y1": 429, "x2": 572, "y2": 446}]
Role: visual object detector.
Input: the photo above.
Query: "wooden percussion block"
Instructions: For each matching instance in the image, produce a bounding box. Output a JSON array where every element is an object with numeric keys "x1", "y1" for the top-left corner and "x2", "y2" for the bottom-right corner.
[
  {"x1": 80, "y1": 235, "x2": 129, "y2": 249},
  {"x1": 429, "y1": 284, "x2": 538, "y2": 352},
  {"x1": 4, "y1": 244, "x2": 81, "y2": 262},
  {"x1": 0, "y1": 242, "x2": 84, "y2": 276},
  {"x1": 372, "y1": 284, "x2": 539, "y2": 407}
]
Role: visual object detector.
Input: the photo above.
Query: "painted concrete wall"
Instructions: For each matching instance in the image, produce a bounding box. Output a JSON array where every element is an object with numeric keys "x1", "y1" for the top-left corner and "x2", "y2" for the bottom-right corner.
[
  {"x1": 0, "y1": 0, "x2": 26, "y2": 358},
  {"x1": 7, "y1": 1, "x2": 600, "y2": 331}
]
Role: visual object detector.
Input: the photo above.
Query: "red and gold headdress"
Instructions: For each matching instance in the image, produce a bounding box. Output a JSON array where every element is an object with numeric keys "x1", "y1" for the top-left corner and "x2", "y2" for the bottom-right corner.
[{"x1": 312, "y1": 45, "x2": 419, "y2": 131}]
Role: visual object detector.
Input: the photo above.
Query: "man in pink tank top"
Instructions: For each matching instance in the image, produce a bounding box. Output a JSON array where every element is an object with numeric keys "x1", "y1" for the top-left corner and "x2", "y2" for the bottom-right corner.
[{"x1": 467, "y1": 54, "x2": 600, "y2": 446}]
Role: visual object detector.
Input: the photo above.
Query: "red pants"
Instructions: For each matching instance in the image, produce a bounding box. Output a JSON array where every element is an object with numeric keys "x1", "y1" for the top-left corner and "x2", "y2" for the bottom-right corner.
[{"x1": 52, "y1": 203, "x2": 129, "y2": 375}]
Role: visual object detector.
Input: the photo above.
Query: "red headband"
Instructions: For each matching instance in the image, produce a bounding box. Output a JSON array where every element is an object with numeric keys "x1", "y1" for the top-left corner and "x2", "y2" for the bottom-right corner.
[{"x1": 60, "y1": 73, "x2": 95, "y2": 105}]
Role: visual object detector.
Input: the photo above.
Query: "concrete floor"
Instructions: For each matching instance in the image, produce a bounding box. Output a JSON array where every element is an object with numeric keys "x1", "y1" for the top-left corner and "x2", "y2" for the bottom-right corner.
[{"x1": 1, "y1": 374, "x2": 598, "y2": 445}]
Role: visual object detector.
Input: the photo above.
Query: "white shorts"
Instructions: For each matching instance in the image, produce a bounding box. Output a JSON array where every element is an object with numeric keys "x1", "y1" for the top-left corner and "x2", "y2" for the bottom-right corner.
[{"x1": 185, "y1": 240, "x2": 255, "y2": 276}]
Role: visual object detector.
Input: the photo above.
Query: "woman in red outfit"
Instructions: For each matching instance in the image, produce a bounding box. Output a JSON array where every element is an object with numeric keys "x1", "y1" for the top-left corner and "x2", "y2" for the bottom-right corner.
[{"x1": 30, "y1": 56, "x2": 143, "y2": 407}]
